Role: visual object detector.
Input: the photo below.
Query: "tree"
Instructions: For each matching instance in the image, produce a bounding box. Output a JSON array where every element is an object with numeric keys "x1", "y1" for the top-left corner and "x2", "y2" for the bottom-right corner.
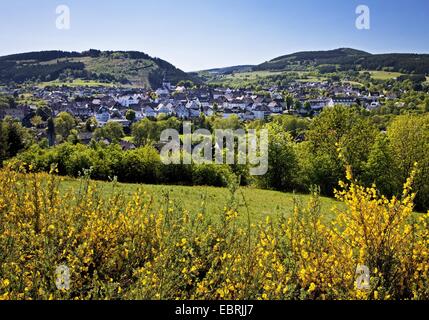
[
  {"x1": 305, "y1": 105, "x2": 377, "y2": 195},
  {"x1": 0, "y1": 121, "x2": 7, "y2": 164},
  {"x1": 293, "y1": 100, "x2": 302, "y2": 111},
  {"x1": 132, "y1": 119, "x2": 159, "y2": 146},
  {"x1": 85, "y1": 117, "x2": 98, "y2": 132},
  {"x1": 30, "y1": 115, "x2": 43, "y2": 128},
  {"x1": 47, "y1": 117, "x2": 56, "y2": 147},
  {"x1": 387, "y1": 114, "x2": 429, "y2": 210},
  {"x1": 363, "y1": 133, "x2": 399, "y2": 196},
  {"x1": 1, "y1": 116, "x2": 29, "y2": 159},
  {"x1": 54, "y1": 112, "x2": 76, "y2": 140},
  {"x1": 304, "y1": 101, "x2": 312, "y2": 114},
  {"x1": 125, "y1": 109, "x2": 136, "y2": 122},
  {"x1": 119, "y1": 146, "x2": 161, "y2": 184},
  {"x1": 212, "y1": 115, "x2": 242, "y2": 130},
  {"x1": 0, "y1": 95, "x2": 15, "y2": 109},
  {"x1": 285, "y1": 95, "x2": 294, "y2": 110},
  {"x1": 424, "y1": 98, "x2": 429, "y2": 113},
  {"x1": 94, "y1": 122, "x2": 125, "y2": 143},
  {"x1": 282, "y1": 115, "x2": 309, "y2": 135},
  {"x1": 255, "y1": 122, "x2": 298, "y2": 191},
  {"x1": 67, "y1": 129, "x2": 79, "y2": 144},
  {"x1": 36, "y1": 105, "x2": 52, "y2": 121}
]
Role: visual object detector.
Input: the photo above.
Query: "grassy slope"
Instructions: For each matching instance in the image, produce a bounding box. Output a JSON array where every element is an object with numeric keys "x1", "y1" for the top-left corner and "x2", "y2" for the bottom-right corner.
[
  {"x1": 203, "y1": 70, "x2": 328, "y2": 87},
  {"x1": 60, "y1": 178, "x2": 342, "y2": 223},
  {"x1": 360, "y1": 70, "x2": 404, "y2": 80}
]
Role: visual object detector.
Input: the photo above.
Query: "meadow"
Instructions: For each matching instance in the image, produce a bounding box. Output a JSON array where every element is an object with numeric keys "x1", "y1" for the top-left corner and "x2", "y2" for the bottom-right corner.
[
  {"x1": 360, "y1": 70, "x2": 404, "y2": 80},
  {"x1": 60, "y1": 178, "x2": 341, "y2": 223}
]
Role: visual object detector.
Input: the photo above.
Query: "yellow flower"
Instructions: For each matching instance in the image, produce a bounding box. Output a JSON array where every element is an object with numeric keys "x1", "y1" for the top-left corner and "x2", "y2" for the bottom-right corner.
[
  {"x1": 2, "y1": 279, "x2": 10, "y2": 287},
  {"x1": 374, "y1": 291, "x2": 379, "y2": 300}
]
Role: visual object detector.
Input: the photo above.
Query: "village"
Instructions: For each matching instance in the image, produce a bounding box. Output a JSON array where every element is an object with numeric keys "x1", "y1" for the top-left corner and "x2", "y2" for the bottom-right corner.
[{"x1": 0, "y1": 79, "x2": 384, "y2": 130}]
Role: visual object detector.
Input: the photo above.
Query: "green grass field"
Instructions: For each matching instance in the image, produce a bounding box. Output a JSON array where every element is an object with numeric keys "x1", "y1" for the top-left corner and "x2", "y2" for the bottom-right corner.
[
  {"x1": 60, "y1": 178, "x2": 342, "y2": 223},
  {"x1": 206, "y1": 70, "x2": 328, "y2": 87},
  {"x1": 343, "y1": 80, "x2": 365, "y2": 87},
  {"x1": 360, "y1": 70, "x2": 403, "y2": 81}
]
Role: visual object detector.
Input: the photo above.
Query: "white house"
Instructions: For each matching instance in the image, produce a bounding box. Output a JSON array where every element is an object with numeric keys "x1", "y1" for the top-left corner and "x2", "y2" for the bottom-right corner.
[
  {"x1": 328, "y1": 97, "x2": 357, "y2": 107},
  {"x1": 116, "y1": 95, "x2": 139, "y2": 107},
  {"x1": 95, "y1": 106, "x2": 110, "y2": 125},
  {"x1": 252, "y1": 104, "x2": 270, "y2": 120}
]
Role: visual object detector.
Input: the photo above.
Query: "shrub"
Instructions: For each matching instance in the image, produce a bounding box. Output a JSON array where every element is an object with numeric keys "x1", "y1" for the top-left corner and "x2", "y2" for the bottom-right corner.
[
  {"x1": 119, "y1": 146, "x2": 161, "y2": 184},
  {"x1": 192, "y1": 164, "x2": 232, "y2": 187}
]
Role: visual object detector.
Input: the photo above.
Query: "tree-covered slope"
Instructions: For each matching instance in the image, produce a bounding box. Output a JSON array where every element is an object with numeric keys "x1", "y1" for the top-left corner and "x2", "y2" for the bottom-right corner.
[
  {"x1": 254, "y1": 48, "x2": 429, "y2": 74},
  {"x1": 0, "y1": 50, "x2": 197, "y2": 88}
]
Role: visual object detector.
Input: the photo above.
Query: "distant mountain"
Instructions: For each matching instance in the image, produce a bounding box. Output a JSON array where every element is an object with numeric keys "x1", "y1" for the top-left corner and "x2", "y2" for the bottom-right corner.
[
  {"x1": 0, "y1": 50, "x2": 197, "y2": 88},
  {"x1": 254, "y1": 48, "x2": 429, "y2": 75},
  {"x1": 198, "y1": 65, "x2": 255, "y2": 75}
]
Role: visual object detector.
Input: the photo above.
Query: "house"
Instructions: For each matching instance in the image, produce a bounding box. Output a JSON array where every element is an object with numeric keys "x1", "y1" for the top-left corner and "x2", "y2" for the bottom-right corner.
[
  {"x1": 95, "y1": 106, "x2": 110, "y2": 125},
  {"x1": 156, "y1": 103, "x2": 174, "y2": 116},
  {"x1": 116, "y1": 95, "x2": 140, "y2": 107},
  {"x1": 175, "y1": 86, "x2": 186, "y2": 93},
  {"x1": 268, "y1": 101, "x2": 283, "y2": 114},
  {"x1": 66, "y1": 104, "x2": 93, "y2": 119},
  {"x1": 142, "y1": 106, "x2": 157, "y2": 118},
  {"x1": 186, "y1": 100, "x2": 201, "y2": 118},
  {"x1": 173, "y1": 104, "x2": 190, "y2": 119},
  {"x1": 328, "y1": 97, "x2": 357, "y2": 107},
  {"x1": 307, "y1": 99, "x2": 330, "y2": 112},
  {"x1": 252, "y1": 104, "x2": 270, "y2": 120},
  {"x1": 223, "y1": 99, "x2": 246, "y2": 111}
]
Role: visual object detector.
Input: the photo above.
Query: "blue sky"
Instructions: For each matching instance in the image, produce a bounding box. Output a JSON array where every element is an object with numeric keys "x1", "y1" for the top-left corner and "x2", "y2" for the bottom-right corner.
[{"x1": 0, "y1": 0, "x2": 428, "y2": 71}]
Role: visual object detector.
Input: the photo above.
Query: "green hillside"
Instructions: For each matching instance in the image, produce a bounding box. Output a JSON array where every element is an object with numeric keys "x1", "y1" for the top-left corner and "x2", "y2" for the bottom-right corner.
[
  {"x1": 254, "y1": 48, "x2": 429, "y2": 75},
  {"x1": 0, "y1": 50, "x2": 196, "y2": 88}
]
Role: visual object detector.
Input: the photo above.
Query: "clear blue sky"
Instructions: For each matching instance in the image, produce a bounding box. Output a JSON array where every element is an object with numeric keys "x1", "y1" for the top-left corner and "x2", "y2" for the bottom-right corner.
[{"x1": 0, "y1": 0, "x2": 428, "y2": 71}]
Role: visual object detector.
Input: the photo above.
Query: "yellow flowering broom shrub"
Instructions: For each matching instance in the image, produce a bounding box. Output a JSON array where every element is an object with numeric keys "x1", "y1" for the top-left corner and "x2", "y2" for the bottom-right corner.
[{"x1": 1, "y1": 164, "x2": 429, "y2": 300}]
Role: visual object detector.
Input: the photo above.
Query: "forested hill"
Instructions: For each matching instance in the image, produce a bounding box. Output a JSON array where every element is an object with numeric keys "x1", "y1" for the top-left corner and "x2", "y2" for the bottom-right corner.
[
  {"x1": 0, "y1": 50, "x2": 197, "y2": 88},
  {"x1": 254, "y1": 48, "x2": 429, "y2": 75}
]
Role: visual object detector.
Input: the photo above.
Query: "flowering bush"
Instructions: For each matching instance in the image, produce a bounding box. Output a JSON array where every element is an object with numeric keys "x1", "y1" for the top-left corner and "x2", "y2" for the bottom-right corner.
[{"x1": 1, "y1": 164, "x2": 429, "y2": 300}]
